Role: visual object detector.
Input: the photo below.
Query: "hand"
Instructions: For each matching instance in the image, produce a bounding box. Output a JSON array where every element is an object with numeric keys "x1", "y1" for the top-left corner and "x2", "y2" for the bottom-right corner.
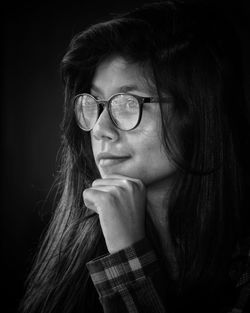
[{"x1": 83, "y1": 175, "x2": 146, "y2": 253}]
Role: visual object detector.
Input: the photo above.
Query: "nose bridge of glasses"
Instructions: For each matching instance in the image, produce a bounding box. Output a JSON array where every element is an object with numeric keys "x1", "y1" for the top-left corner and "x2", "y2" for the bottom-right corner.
[
  {"x1": 95, "y1": 99, "x2": 113, "y2": 126},
  {"x1": 96, "y1": 99, "x2": 109, "y2": 110}
]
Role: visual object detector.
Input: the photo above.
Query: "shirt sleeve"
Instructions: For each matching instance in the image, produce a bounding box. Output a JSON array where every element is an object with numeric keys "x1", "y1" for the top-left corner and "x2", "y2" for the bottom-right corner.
[
  {"x1": 86, "y1": 238, "x2": 167, "y2": 313},
  {"x1": 230, "y1": 240, "x2": 250, "y2": 312}
]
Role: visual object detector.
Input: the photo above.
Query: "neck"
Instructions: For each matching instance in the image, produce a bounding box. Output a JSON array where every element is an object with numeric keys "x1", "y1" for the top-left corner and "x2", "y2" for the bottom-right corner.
[
  {"x1": 146, "y1": 176, "x2": 173, "y2": 227},
  {"x1": 146, "y1": 175, "x2": 179, "y2": 279}
]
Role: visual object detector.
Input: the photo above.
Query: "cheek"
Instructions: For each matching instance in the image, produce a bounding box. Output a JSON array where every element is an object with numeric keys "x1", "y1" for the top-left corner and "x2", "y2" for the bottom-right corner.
[
  {"x1": 134, "y1": 112, "x2": 163, "y2": 157},
  {"x1": 90, "y1": 133, "x2": 98, "y2": 160},
  {"x1": 133, "y1": 106, "x2": 176, "y2": 183},
  {"x1": 134, "y1": 140, "x2": 175, "y2": 182}
]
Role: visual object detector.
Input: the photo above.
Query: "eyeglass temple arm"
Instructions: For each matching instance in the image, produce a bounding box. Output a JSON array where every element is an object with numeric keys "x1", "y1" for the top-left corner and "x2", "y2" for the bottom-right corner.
[{"x1": 143, "y1": 96, "x2": 172, "y2": 103}]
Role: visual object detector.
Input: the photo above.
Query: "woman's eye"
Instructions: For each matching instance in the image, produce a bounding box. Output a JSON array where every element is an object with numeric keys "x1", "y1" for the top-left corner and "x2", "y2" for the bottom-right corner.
[{"x1": 126, "y1": 99, "x2": 137, "y2": 108}]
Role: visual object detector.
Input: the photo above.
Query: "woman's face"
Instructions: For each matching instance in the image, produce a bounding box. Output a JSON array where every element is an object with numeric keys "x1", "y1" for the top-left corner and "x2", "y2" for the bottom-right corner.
[{"x1": 90, "y1": 56, "x2": 176, "y2": 186}]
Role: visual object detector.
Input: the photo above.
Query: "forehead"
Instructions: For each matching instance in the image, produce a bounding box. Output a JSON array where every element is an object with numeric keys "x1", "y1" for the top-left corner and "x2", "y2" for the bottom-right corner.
[{"x1": 91, "y1": 55, "x2": 155, "y2": 95}]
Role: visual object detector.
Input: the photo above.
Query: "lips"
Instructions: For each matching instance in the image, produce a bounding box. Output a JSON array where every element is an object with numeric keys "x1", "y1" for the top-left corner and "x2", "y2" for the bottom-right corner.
[{"x1": 97, "y1": 152, "x2": 131, "y2": 165}]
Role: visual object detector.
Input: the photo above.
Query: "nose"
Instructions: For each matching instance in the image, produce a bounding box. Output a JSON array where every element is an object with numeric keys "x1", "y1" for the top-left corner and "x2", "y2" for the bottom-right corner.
[{"x1": 91, "y1": 107, "x2": 119, "y2": 141}]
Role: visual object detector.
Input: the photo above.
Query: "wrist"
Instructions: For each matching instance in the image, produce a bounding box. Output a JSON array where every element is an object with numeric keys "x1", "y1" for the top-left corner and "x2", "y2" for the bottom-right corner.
[{"x1": 106, "y1": 233, "x2": 146, "y2": 254}]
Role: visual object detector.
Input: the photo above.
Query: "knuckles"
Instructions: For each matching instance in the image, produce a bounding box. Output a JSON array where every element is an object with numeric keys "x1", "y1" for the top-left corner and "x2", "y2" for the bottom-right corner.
[
  {"x1": 91, "y1": 178, "x2": 144, "y2": 189},
  {"x1": 123, "y1": 179, "x2": 145, "y2": 193},
  {"x1": 83, "y1": 186, "x2": 121, "y2": 203},
  {"x1": 82, "y1": 189, "x2": 88, "y2": 198},
  {"x1": 92, "y1": 179, "x2": 102, "y2": 187}
]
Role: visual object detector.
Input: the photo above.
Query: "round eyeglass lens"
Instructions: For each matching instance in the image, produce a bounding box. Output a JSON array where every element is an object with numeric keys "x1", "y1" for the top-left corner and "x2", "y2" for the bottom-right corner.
[
  {"x1": 110, "y1": 94, "x2": 140, "y2": 130},
  {"x1": 74, "y1": 94, "x2": 98, "y2": 131}
]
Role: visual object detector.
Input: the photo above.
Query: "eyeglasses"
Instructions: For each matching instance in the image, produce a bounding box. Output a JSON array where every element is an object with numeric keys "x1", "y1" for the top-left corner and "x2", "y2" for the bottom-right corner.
[{"x1": 74, "y1": 93, "x2": 164, "y2": 131}]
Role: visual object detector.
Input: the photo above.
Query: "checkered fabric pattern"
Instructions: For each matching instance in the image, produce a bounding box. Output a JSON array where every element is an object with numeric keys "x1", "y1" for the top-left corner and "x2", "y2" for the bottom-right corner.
[
  {"x1": 230, "y1": 246, "x2": 250, "y2": 312},
  {"x1": 87, "y1": 238, "x2": 250, "y2": 313},
  {"x1": 86, "y1": 238, "x2": 166, "y2": 312}
]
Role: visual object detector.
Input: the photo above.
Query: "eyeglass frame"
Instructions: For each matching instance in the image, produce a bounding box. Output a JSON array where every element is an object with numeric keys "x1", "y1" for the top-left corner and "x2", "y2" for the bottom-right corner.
[{"x1": 73, "y1": 92, "x2": 168, "y2": 131}]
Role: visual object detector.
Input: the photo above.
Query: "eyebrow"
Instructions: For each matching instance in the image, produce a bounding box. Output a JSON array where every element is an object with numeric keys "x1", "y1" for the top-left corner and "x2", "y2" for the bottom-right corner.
[{"x1": 90, "y1": 84, "x2": 143, "y2": 95}]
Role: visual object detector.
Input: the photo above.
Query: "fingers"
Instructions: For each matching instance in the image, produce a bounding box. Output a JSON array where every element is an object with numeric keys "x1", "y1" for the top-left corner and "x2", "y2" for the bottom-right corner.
[
  {"x1": 96, "y1": 174, "x2": 143, "y2": 184},
  {"x1": 83, "y1": 175, "x2": 145, "y2": 215},
  {"x1": 83, "y1": 188, "x2": 103, "y2": 213},
  {"x1": 84, "y1": 197, "x2": 98, "y2": 213},
  {"x1": 83, "y1": 186, "x2": 120, "y2": 213},
  {"x1": 82, "y1": 175, "x2": 146, "y2": 253},
  {"x1": 92, "y1": 178, "x2": 128, "y2": 187},
  {"x1": 92, "y1": 175, "x2": 145, "y2": 191}
]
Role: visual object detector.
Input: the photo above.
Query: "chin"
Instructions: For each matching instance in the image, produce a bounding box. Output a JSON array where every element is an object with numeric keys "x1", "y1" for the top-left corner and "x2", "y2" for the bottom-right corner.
[
  {"x1": 100, "y1": 169, "x2": 130, "y2": 178},
  {"x1": 99, "y1": 166, "x2": 133, "y2": 178}
]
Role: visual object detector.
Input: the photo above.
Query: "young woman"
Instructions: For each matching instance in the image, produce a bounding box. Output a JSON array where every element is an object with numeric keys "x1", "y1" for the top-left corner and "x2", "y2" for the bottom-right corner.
[{"x1": 20, "y1": 1, "x2": 250, "y2": 312}]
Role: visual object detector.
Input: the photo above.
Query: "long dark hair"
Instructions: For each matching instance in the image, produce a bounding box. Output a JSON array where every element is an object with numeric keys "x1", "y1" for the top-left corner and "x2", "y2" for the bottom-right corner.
[{"x1": 20, "y1": 1, "x2": 250, "y2": 312}]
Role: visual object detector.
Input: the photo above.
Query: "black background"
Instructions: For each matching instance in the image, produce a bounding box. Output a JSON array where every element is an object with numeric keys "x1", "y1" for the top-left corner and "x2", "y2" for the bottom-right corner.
[{"x1": 2, "y1": 1, "x2": 250, "y2": 312}]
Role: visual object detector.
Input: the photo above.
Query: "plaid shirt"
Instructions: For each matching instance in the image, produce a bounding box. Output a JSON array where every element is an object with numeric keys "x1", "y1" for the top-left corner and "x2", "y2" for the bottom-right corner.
[{"x1": 86, "y1": 238, "x2": 250, "y2": 313}]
